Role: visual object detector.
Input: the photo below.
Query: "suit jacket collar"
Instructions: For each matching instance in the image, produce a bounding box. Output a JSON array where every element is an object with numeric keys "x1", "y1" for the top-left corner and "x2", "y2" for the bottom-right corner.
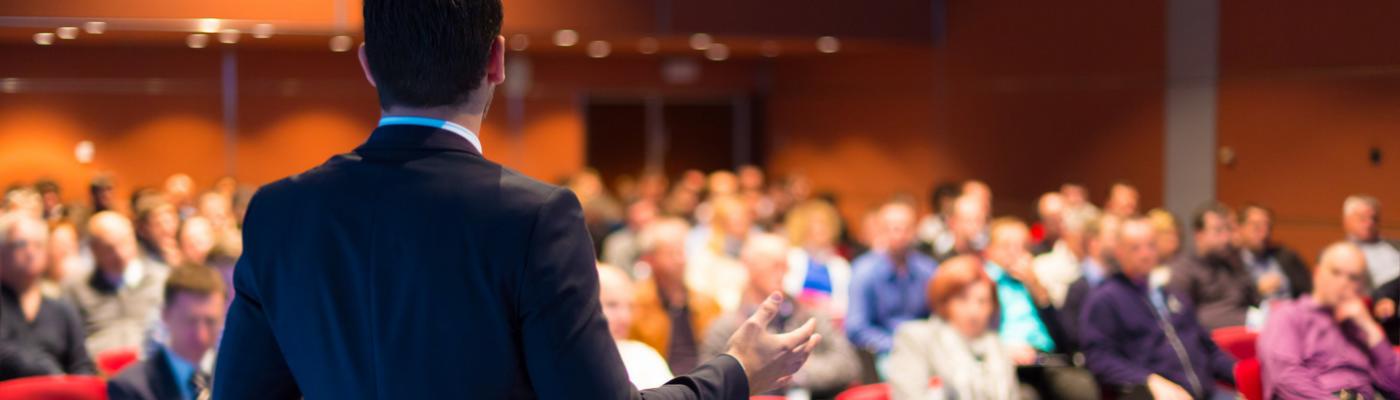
[
  {"x1": 355, "y1": 124, "x2": 483, "y2": 157},
  {"x1": 148, "y1": 346, "x2": 185, "y2": 400}
]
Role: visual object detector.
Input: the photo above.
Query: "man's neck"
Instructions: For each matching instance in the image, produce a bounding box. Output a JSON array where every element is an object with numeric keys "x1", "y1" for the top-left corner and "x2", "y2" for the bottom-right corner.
[
  {"x1": 4, "y1": 281, "x2": 42, "y2": 321},
  {"x1": 382, "y1": 106, "x2": 484, "y2": 134},
  {"x1": 170, "y1": 345, "x2": 205, "y2": 369}
]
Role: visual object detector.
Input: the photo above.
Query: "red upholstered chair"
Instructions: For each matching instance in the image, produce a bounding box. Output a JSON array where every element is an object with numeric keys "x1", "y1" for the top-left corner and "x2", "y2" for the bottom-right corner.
[
  {"x1": 835, "y1": 383, "x2": 890, "y2": 400},
  {"x1": 0, "y1": 375, "x2": 108, "y2": 400},
  {"x1": 1235, "y1": 358, "x2": 1262, "y2": 400},
  {"x1": 95, "y1": 347, "x2": 139, "y2": 377},
  {"x1": 1211, "y1": 326, "x2": 1259, "y2": 360}
]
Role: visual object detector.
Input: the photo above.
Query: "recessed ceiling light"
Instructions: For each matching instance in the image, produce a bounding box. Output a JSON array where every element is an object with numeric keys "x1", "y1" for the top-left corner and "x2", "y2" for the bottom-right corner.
[
  {"x1": 56, "y1": 27, "x2": 79, "y2": 40},
  {"x1": 219, "y1": 29, "x2": 240, "y2": 44},
  {"x1": 83, "y1": 21, "x2": 106, "y2": 34},
  {"x1": 186, "y1": 33, "x2": 209, "y2": 49},
  {"x1": 33, "y1": 32, "x2": 55, "y2": 45},
  {"x1": 587, "y1": 40, "x2": 611, "y2": 58},
  {"x1": 816, "y1": 36, "x2": 840, "y2": 54},
  {"x1": 195, "y1": 18, "x2": 221, "y2": 34},
  {"x1": 509, "y1": 34, "x2": 530, "y2": 51},
  {"x1": 330, "y1": 35, "x2": 353, "y2": 52},
  {"x1": 705, "y1": 43, "x2": 729, "y2": 61},
  {"x1": 553, "y1": 29, "x2": 579, "y2": 47},
  {"x1": 689, "y1": 33, "x2": 712, "y2": 50},
  {"x1": 252, "y1": 23, "x2": 275, "y2": 39},
  {"x1": 637, "y1": 37, "x2": 659, "y2": 55}
]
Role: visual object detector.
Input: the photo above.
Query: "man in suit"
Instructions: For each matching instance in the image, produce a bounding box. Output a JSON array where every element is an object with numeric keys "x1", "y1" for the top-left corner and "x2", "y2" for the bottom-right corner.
[
  {"x1": 110, "y1": 265, "x2": 226, "y2": 400},
  {"x1": 1234, "y1": 203, "x2": 1311, "y2": 300},
  {"x1": 212, "y1": 0, "x2": 819, "y2": 398}
]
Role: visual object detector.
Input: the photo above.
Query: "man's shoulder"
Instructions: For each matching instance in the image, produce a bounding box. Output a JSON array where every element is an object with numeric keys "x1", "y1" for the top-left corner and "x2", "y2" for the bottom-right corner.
[{"x1": 107, "y1": 358, "x2": 155, "y2": 394}]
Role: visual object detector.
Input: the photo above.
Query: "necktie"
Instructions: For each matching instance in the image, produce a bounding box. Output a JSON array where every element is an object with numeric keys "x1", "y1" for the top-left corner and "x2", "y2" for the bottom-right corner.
[{"x1": 192, "y1": 371, "x2": 212, "y2": 400}]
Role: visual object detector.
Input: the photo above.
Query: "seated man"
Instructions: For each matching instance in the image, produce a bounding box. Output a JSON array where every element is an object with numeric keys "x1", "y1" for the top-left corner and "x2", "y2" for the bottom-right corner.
[
  {"x1": 109, "y1": 265, "x2": 226, "y2": 400},
  {"x1": 847, "y1": 200, "x2": 938, "y2": 356},
  {"x1": 1259, "y1": 241, "x2": 1400, "y2": 399},
  {"x1": 628, "y1": 217, "x2": 723, "y2": 377},
  {"x1": 1057, "y1": 214, "x2": 1120, "y2": 355},
  {"x1": 1168, "y1": 202, "x2": 1256, "y2": 330},
  {"x1": 1081, "y1": 217, "x2": 1235, "y2": 399},
  {"x1": 931, "y1": 195, "x2": 987, "y2": 263},
  {"x1": 63, "y1": 211, "x2": 168, "y2": 355},
  {"x1": 983, "y1": 217, "x2": 1097, "y2": 399},
  {"x1": 1235, "y1": 204, "x2": 1311, "y2": 300},
  {"x1": 702, "y1": 233, "x2": 859, "y2": 398},
  {"x1": 0, "y1": 213, "x2": 95, "y2": 378},
  {"x1": 597, "y1": 263, "x2": 673, "y2": 389}
]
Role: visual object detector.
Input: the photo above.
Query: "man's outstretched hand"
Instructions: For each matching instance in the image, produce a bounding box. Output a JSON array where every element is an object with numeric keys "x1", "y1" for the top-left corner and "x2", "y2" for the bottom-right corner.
[{"x1": 723, "y1": 292, "x2": 822, "y2": 395}]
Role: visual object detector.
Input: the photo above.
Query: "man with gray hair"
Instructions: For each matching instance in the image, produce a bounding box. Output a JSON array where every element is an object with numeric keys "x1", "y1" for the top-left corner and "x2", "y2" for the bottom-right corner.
[
  {"x1": 62, "y1": 211, "x2": 167, "y2": 355},
  {"x1": 702, "y1": 233, "x2": 858, "y2": 398},
  {"x1": 1343, "y1": 195, "x2": 1399, "y2": 289},
  {"x1": 0, "y1": 213, "x2": 96, "y2": 378}
]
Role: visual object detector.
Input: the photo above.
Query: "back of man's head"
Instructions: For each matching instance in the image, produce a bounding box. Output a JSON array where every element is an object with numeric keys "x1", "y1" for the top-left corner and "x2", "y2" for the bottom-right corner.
[{"x1": 363, "y1": 0, "x2": 503, "y2": 109}]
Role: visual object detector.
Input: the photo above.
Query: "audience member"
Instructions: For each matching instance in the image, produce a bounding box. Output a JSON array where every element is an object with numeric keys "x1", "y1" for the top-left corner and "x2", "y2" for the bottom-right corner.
[
  {"x1": 0, "y1": 213, "x2": 95, "y2": 377},
  {"x1": 178, "y1": 217, "x2": 216, "y2": 267},
  {"x1": 846, "y1": 200, "x2": 938, "y2": 356},
  {"x1": 629, "y1": 217, "x2": 723, "y2": 376},
  {"x1": 1235, "y1": 204, "x2": 1311, "y2": 300},
  {"x1": 1057, "y1": 214, "x2": 1120, "y2": 355},
  {"x1": 1259, "y1": 241, "x2": 1400, "y2": 399},
  {"x1": 888, "y1": 255, "x2": 1024, "y2": 400},
  {"x1": 597, "y1": 263, "x2": 673, "y2": 389},
  {"x1": 1146, "y1": 208, "x2": 1181, "y2": 264},
  {"x1": 1168, "y1": 202, "x2": 1256, "y2": 330},
  {"x1": 43, "y1": 222, "x2": 83, "y2": 298},
  {"x1": 1104, "y1": 182, "x2": 1139, "y2": 218},
  {"x1": 34, "y1": 179, "x2": 65, "y2": 223},
  {"x1": 1081, "y1": 217, "x2": 1235, "y2": 399},
  {"x1": 687, "y1": 195, "x2": 756, "y2": 312},
  {"x1": 782, "y1": 199, "x2": 852, "y2": 321},
  {"x1": 1033, "y1": 207, "x2": 1095, "y2": 308},
  {"x1": 601, "y1": 199, "x2": 658, "y2": 276},
  {"x1": 931, "y1": 195, "x2": 987, "y2": 262},
  {"x1": 1343, "y1": 195, "x2": 1399, "y2": 288},
  {"x1": 916, "y1": 182, "x2": 960, "y2": 253},
  {"x1": 196, "y1": 192, "x2": 237, "y2": 243},
  {"x1": 90, "y1": 175, "x2": 119, "y2": 214},
  {"x1": 163, "y1": 174, "x2": 197, "y2": 220},
  {"x1": 702, "y1": 233, "x2": 859, "y2": 398},
  {"x1": 1060, "y1": 183, "x2": 1099, "y2": 218},
  {"x1": 63, "y1": 211, "x2": 167, "y2": 355},
  {"x1": 109, "y1": 265, "x2": 225, "y2": 400},
  {"x1": 1032, "y1": 192, "x2": 1067, "y2": 256},
  {"x1": 134, "y1": 195, "x2": 183, "y2": 270}
]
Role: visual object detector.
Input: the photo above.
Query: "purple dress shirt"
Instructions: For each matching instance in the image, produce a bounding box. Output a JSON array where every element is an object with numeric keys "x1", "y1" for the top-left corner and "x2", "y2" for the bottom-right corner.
[{"x1": 1259, "y1": 295, "x2": 1400, "y2": 399}]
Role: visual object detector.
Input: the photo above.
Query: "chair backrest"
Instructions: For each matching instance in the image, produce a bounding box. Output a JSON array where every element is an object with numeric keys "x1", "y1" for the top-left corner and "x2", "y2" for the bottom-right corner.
[
  {"x1": 1211, "y1": 326, "x2": 1259, "y2": 360},
  {"x1": 95, "y1": 347, "x2": 139, "y2": 377},
  {"x1": 0, "y1": 375, "x2": 107, "y2": 400},
  {"x1": 1235, "y1": 358, "x2": 1262, "y2": 400},
  {"x1": 835, "y1": 383, "x2": 890, "y2": 400}
]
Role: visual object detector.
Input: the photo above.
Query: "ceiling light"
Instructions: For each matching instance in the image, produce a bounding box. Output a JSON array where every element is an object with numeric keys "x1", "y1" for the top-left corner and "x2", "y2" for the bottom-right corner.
[
  {"x1": 252, "y1": 23, "x2": 275, "y2": 39},
  {"x1": 83, "y1": 21, "x2": 106, "y2": 34},
  {"x1": 553, "y1": 29, "x2": 579, "y2": 47},
  {"x1": 587, "y1": 40, "x2": 611, "y2": 58},
  {"x1": 219, "y1": 29, "x2": 240, "y2": 44},
  {"x1": 760, "y1": 41, "x2": 781, "y2": 58},
  {"x1": 638, "y1": 37, "x2": 659, "y2": 55},
  {"x1": 186, "y1": 33, "x2": 209, "y2": 49},
  {"x1": 195, "y1": 18, "x2": 221, "y2": 34},
  {"x1": 509, "y1": 34, "x2": 529, "y2": 51},
  {"x1": 329, "y1": 35, "x2": 353, "y2": 52},
  {"x1": 34, "y1": 32, "x2": 55, "y2": 45},
  {"x1": 689, "y1": 33, "x2": 712, "y2": 50},
  {"x1": 705, "y1": 43, "x2": 730, "y2": 61},
  {"x1": 56, "y1": 27, "x2": 79, "y2": 40},
  {"x1": 816, "y1": 36, "x2": 840, "y2": 54}
]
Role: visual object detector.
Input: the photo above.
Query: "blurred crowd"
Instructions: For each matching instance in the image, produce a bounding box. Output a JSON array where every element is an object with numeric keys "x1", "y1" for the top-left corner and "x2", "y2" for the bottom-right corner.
[{"x1": 2, "y1": 167, "x2": 1399, "y2": 400}]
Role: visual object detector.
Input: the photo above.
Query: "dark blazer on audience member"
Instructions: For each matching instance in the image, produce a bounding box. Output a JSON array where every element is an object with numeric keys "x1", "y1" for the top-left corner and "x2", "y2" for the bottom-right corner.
[
  {"x1": 107, "y1": 348, "x2": 183, "y2": 400},
  {"x1": 213, "y1": 125, "x2": 747, "y2": 399},
  {"x1": 1254, "y1": 243, "x2": 1313, "y2": 299}
]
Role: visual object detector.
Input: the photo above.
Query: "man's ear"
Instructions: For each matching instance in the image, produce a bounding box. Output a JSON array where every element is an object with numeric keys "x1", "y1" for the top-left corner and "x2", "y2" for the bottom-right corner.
[
  {"x1": 358, "y1": 43, "x2": 377, "y2": 88},
  {"x1": 485, "y1": 35, "x2": 506, "y2": 85}
]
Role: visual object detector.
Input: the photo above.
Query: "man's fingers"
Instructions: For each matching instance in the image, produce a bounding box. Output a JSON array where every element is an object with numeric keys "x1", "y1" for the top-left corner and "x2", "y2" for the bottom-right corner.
[
  {"x1": 747, "y1": 292, "x2": 784, "y2": 327},
  {"x1": 775, "y1": 318, "x2": 817, "y2": 349}
]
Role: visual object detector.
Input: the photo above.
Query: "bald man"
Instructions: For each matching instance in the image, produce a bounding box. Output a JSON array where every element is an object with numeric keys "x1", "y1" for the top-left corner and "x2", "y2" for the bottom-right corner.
[
  {"x1": 1260, "y1": 242, "x2": 1400, "y2": 399},
  {"x1": 63, "y1": 211, "x2": 167, "y2": 355},
  {"x1": 931, "y1": 195, "x2": 988, "y2": 262},
  {"x1": 702, "y1": 233, "x2": 858, "y2": 398}
]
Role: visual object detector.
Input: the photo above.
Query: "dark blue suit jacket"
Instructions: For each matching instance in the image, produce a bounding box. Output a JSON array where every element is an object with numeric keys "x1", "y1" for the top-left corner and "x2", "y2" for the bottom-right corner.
[
  {"x1": 213, "y1": 125, "x2": 748, "y2": 399},
  {"x1": 107, "y1": 347, "x2": 183, "y2": 400}
]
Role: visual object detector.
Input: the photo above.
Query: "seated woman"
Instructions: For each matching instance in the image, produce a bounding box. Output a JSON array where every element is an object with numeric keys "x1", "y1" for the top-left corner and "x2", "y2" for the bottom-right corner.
[{"x1": 887, "y1": 255, "x2": 1022, "y2": 400}]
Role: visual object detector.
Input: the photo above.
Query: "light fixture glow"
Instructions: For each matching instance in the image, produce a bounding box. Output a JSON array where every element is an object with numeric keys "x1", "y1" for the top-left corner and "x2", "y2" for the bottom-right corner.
[
  {"x1": 330, "y1": 35, "x2": 353, "y2": 52},
  {"x1": 689, "y1": 33, "x2": 712, "y2": 50},
  {"x1": 760, "y1": 40, "x2": 781, "y2": 58},
  {"x1": 252, "y1": 23, "x2": 275, "y2": 39},
  {"x1": 509, "y1": 34, "x2": 530, "y2": 51},
  {"x1": 83, "y1": 21, "x2": 106, "y2": 34},
  {"x1": 637, "y1": 37, "x2": 659, "y2": 55},
  {"x1": 219, "y1": 29, "x2": 240, "y2": 44},
  {"x1": 1, "y1": 78, "x2": 18, "y2": 94},
  {"x1": 705, "y1": 43, "x2": 729, "y2": 61},
  {"x1": 56, "y1": 27, "x2": 79, "y2": 40},
  {"x1": 195, "y1": 18, "x2": 221, "y2": 34},
  {"x1": 33, "y1": 32, "x2": 55, "y2": 45},
  {"x1": 186, "y1": 33, "x2": 209, "y2": 49},
  {"x1": 587, "y1": 40, "x2": 611, "y2": 58},
  {"x1": 553, "y1": 29, "x2": 579, "y2": 47},
  {"x1": 816, "y1": 36, "x2": 841, "y2": 53}
]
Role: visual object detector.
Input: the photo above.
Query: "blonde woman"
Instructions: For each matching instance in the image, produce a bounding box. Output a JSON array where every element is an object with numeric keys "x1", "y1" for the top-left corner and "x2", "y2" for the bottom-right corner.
[{"x1": 782, "y1": 199, "x2": 852, "y2": 322}]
